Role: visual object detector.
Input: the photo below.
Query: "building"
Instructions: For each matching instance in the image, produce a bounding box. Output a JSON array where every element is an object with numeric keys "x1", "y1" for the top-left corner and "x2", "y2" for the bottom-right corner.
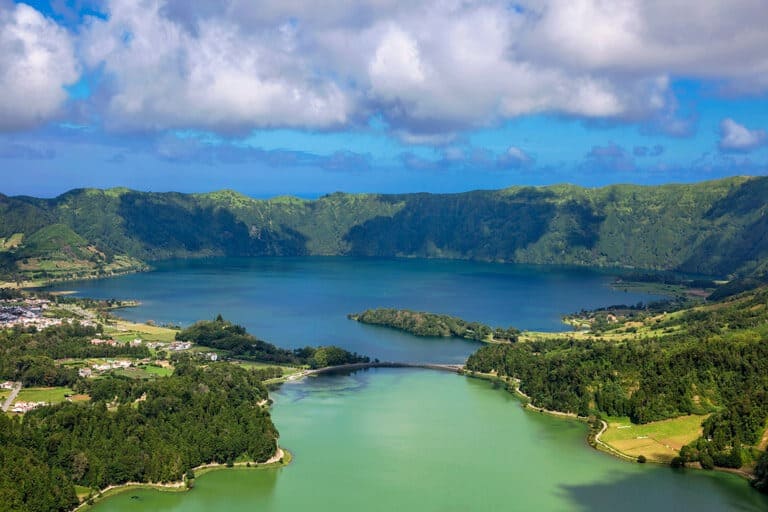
[
  {"x1": 91, "y1": 338, "x2": 117, "y2": 346},
  {"x1": 11, "y1": 401, "x2": 46, "y2": 413}
]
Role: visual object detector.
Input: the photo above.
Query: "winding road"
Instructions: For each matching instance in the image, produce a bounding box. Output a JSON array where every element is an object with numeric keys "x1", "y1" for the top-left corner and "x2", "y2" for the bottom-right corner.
[{"x1": 1, "y1": 382, "x2": 21, "y2": 412}]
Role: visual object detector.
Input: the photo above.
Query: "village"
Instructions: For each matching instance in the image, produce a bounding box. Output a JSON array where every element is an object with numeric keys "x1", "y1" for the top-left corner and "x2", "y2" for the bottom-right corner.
[
  {"x1": 0, "y1": 297, "x2": 97, "y2": 330},
  {"x1": 0, "y1": 305, "x2": 220, "y2": 417}
]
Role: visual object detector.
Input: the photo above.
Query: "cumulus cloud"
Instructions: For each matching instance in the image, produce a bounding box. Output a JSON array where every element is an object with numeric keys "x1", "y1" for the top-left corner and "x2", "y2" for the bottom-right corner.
[
  {"x1": 0, "y1": 3, "x2": 79, "y2": 131},
  {"x1": 718, "y1": 118, "x2": 767, "y2": 152},
  {"x1": 5, "y1": 0, "x2": 768, "y2": 139},
  {"x1": 498, "y1": 146, "x2": 533, "y2": 168},
  {"x1": 81, "y1": 0, "x2": 351, "y2": 133}
]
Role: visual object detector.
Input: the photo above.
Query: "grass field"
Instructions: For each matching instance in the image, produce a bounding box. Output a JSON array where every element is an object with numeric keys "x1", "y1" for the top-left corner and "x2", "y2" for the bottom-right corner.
[
  {"x1": 234, "y1": 361, "x2": 304, "y2": 375},
  {"x1": 143, "y1": 364, "x2": 174, "y2": 377},
  {"x1": 601, "y1": 414, "x2": 708, "y2": 462},
  {"x1": 105, "y1": 319, "x2": 178, "y2": 343},
  {"x1": 0, "y1": 233, "x2": 24, "y2": 250},
  {"x1": 111, "y1": 365, "x2": 174, "y2": 379},
  {"x1": 74, "y1": 485, "x2": 93, "y2": 502},
  {"x1": 15, "y1": 386, "x2": 76, "y2": 405}
]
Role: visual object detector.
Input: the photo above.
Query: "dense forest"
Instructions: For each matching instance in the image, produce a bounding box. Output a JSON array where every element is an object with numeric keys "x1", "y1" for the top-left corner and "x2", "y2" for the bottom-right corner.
[
  {"x1": 466, "y1": 285, "x2": 768, "y2": 490},
  {"x1": 349, "y1": 308, "x2": 519, "y2": 342},
  {"x1": 0, "y1": 360, "x2": 279, "y2": 511},
  {"x1": 175, "y1": 316, "x2": 369, "y2": 367},
  {"x1": 2, "y1": 176, "x2": 768, "y2": 282}
]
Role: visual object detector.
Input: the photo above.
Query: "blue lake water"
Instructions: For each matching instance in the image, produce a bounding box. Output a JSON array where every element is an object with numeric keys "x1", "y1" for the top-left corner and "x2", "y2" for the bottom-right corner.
[{"x1": 52, "y1": 257, "x2": 663, "y2": 363}]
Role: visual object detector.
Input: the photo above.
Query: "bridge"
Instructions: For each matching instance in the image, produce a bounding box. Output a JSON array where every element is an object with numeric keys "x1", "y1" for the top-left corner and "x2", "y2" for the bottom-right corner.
[{"x1": 302, "y1": 361, "x2": 465, "y2": 377}]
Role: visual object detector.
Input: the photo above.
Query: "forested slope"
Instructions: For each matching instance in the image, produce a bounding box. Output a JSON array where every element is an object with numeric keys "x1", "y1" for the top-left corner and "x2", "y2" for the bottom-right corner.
[
  {"x1": 466, "y1": 284, "x2": 768, "y2": 485},
  {"x1": 0, "y1": 361, "x2": 279, "y2": 511},
  {"x1": 2, "y1": 176, "x2": 768, "y2": 281}
]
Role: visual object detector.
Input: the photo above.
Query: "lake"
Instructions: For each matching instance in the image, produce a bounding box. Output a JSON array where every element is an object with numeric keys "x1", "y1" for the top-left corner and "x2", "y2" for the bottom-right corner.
[
  {"x1": 94, "y1": 368, "x2": 768, "y2": 512},
  {"x1": 55, "y1": 257, "x2": 767, "y2": 511},
  {"x1": 53, "y1": 257, "x2": 664, "y2": 363}
]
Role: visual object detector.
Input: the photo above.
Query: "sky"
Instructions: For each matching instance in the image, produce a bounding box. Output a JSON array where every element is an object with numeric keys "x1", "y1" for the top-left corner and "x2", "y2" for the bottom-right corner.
[{"x1": 0, "y1": 0, "x2": 767, "y2": 198}]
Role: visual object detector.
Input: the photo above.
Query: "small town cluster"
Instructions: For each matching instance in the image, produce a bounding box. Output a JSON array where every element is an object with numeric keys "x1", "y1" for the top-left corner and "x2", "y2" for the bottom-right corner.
[{"x1": 0, "y1": 298, "x2": 94, "y2": 329}]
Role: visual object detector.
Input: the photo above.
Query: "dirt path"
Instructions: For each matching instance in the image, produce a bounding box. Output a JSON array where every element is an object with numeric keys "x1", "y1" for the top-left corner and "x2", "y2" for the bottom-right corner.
[{"x1": 758, "y1": 427, "x2": 768, "y2": 451}]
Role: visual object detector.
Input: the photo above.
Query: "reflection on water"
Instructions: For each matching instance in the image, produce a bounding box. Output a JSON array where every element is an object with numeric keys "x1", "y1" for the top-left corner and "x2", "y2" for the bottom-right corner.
[{"x1": 560, "y1": 466, "x2": 768, "y2": 512}]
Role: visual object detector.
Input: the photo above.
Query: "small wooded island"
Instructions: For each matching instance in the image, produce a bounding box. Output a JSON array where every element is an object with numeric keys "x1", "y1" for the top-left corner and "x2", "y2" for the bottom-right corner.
[{"x1": 348, "y1": 308, "x2": 519, "y2": 343}]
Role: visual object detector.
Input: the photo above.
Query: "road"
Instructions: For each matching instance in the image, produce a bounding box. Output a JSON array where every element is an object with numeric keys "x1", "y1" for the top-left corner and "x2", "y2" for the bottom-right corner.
[{"x1": 1, "y1": 381, "x2": 21, "y2": 412}]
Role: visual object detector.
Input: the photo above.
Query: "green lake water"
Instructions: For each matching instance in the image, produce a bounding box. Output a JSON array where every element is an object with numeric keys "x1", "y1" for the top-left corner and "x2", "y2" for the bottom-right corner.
[
  {"x1": 55, "y1": 258, "x2": 768, "y2": 510},
  {"x1": 95, "y1": 368, "x2": 768, "y2": 511}
]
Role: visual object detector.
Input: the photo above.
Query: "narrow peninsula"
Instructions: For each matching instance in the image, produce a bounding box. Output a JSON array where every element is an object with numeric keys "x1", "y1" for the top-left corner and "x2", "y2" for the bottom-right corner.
[{"x1": 348, "y1": 308, "x2": 519, "y2": 343}]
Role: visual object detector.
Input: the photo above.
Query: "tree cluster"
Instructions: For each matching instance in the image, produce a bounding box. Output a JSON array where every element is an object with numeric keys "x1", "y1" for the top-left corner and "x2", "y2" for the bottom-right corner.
[
  {"x1": 349, "y1": 308, "x2": 519, "y2": 342},
  {"x1": 0, "y1": 361, "x2": 279, "y2": 511},
  {"x1": 176, "y1": 316, "x2": 368, "y2": 367}
]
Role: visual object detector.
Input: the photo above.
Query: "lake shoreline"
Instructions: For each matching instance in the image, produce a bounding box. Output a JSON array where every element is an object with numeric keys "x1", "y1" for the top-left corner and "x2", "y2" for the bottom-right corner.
[
  {"x1": 463, "y1": 370, "x2": 758, "y2": 483},
  {"x1": 71, "y1": 448, "x2": 292, "y2": 511}
]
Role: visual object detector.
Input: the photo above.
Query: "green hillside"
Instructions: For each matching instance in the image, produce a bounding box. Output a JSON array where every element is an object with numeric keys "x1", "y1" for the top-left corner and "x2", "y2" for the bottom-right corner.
[
  {"x1": 466, "y1": 284, "x2": 768, "y2": 482},
  {"x1": 1, "y1": 176, "x2": 768, "y2": 282}
]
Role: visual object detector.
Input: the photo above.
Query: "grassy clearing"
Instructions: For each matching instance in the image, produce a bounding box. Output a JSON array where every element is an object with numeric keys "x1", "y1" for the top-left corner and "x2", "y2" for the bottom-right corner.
[
  {"x1": 74, "y1": 485, "x2": 92, "y2": 501},
  {"x1": 111, "y1": 367, "x2": 156, "y2": 380},
  {"x1": 234, "y1": 361, "x2": 305, "y2": 377},
  {"x1": 105, "y1": 320, "x2": 178, "y2": 343},
  {"x1": 111, "y1": 365, "x2": 173, "y2": 379},
  {"x1": 15, "y1": 386, "x2": 75, "y2": 405},
  {"x1": 601, "y1": 414, "x2": 707, "y2": 462},
  {"x1": 0, "y1": 233, "x2": 24, "y2": 250},
  {"x1": 519, "y1": 310, "x2": 690, "y2": 343},
  {"x1": 143, "y1": 365, "x2": 173, "y2": 377}
]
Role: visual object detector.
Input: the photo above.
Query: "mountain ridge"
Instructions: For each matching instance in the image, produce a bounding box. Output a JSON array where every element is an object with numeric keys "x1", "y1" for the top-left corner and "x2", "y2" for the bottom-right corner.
[{"x1": 1, "y1": 175, "x2": 767, "y2": 283}]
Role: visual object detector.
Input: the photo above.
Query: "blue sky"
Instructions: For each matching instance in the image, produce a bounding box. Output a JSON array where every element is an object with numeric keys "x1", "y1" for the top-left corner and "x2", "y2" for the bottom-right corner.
[{"x1": 1, "y1": 1, "x2": 767, "y2": 197}]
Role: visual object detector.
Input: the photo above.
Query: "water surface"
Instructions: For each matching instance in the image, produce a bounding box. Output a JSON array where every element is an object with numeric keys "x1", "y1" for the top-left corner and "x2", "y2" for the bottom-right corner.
[
  {"x1": 94, "y1": 369, "x2": 768, "y2": 512},
  {"x1": 53, "y1": 257, "x2": 662, "y2": 363},
  {"x1": 67, "y1": 259, "x2": 767, "y2": 511}
]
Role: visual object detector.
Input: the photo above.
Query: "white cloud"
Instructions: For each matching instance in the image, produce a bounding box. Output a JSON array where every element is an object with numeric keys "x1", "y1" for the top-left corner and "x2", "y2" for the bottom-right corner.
[
  {"x1": 507, "y1": 147, "x2": 531, "y2": 163},
  {"x1": 81, "y1": 0, "x2": 351, "y2": 132},
  {"x1": 0, "y1": 3, "x2": 79, "y2": 131},
  {"x1": 368, "y1": 25, "x2": 425, "y2": 97},
  {"x1": 718, "y1": 118, "x2": 767, "y2": 152},
  {"x1": 498, "y1": 146, "x2": 533, "y2": 168},
  {"x1": 6, "y1": 0, "x2": 768, "y2": 138}
]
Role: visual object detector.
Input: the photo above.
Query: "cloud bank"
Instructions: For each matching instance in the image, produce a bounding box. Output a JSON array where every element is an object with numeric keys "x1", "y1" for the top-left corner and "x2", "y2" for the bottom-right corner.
[{"x1": 3, "y1": 0, "x2": 768, "y2": 139}]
